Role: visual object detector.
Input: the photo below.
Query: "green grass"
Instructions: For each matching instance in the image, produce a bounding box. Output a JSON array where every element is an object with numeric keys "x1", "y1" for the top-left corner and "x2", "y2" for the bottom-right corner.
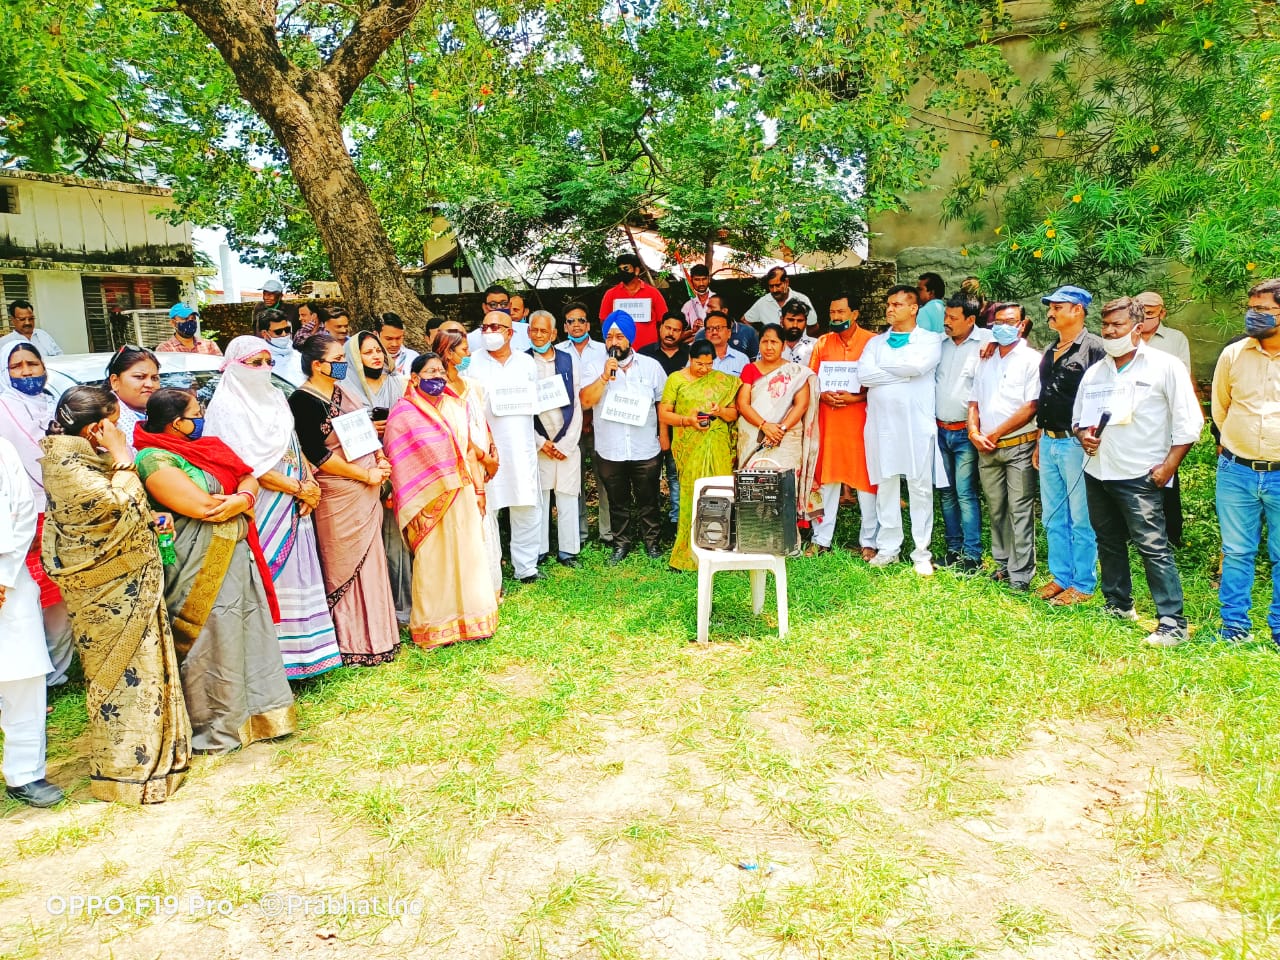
[{"x1": 2, "y1": 433, "x2": 1278, "y2": 957}]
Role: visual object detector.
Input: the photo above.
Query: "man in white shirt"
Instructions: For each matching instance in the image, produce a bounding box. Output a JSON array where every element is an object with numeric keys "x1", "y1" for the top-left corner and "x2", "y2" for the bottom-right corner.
[
  {"x1": 703, "y1": 310, "x2": 748, "y2": 377},
  {"x1": 557, "y1": 300, "x2": 612, "y2": 546},
  {"x1": 255, "y1": 308, "x2": 305, "y2": 385},
  {"x1": 780, "y1": 299, "x2": 818, "y2": 366},
  {"x1": 860, "y1": 284, "x2": 943, "y2": 575},
  {"x1": 579, "y1": 310, "x2": 667, "y2": 563},
  {"x1": 468, "y1": 286, "x2": 532, "y2": 354},
  {"x1": 378, "y1": 313, "x2": 419, "y2": 376},
  {"x1": 1134, "y1": 290, "x2": 1192, "y2": 547},
  {"x1": 968, "y1": 304, "x2": 1041, "y2": 591},
  {"x1": 933, "y1": 294, "x2": 987, "y2": 572},
  {"x1": 681, "y1": 263, "x2": 716, "y2": 335},
  {"x1": 467, "y1": 310, "x2": 544, "y2": 583},
  {"x1": 0, "y1": 300, "x2": 62, "y2": 358},
  {"x1": 1073, "y1": 296, "x2": 1203, "y2": 647},
  {"x1": 744, "y1": 267, "x2": 818, "y2": 329},
  {"x1": 528, "y1": 310, "x2": 582, "y2": 567}
]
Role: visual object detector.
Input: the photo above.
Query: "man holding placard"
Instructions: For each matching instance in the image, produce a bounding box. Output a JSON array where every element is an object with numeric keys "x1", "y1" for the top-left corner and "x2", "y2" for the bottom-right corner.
[
  {"x1": 806, "y1": 293, "x2": 878, "y2": 558},
  {"x1": 599, "y1": 253, "x2": 667, "y2": 351},
  {"x1": 468, "y1": 311, "x2": 544, "y2": 584},
  {"x1": 1072, "y1": 296, "x2": 1202, "y2": 647},
  {"x1": 528, "y1": 310, "x2": 582, "y2": 568},
  {"x1": 860, "y1": 285, "x2": 944, "y2": 576},
  {"x1": 579, "y1": 311, "x2": 667, "y2": 563}
]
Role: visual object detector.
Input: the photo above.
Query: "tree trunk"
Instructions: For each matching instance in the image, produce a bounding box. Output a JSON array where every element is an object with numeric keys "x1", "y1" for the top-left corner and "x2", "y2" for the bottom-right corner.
[{"x1": 176, "y1": 0, "x2": 434, "y2": 345}]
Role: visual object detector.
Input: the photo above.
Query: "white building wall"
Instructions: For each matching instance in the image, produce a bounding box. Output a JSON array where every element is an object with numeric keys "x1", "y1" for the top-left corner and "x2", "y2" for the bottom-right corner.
[{"x1": 31, "y1": 271, "x2": 90, "y2": 353}]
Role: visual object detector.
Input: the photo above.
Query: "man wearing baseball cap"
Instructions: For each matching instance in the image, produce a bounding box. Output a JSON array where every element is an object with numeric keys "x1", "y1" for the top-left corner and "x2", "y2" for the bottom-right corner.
[
  {"x1": 156, "y1": 303, "x2": 222, "y2": 356},
  {"x1": 259, "y1": 278, "x2": 300, "y2": 329},
  {"x1": 1034, "y1": 285, "x2": 1104, "y2": 606}
]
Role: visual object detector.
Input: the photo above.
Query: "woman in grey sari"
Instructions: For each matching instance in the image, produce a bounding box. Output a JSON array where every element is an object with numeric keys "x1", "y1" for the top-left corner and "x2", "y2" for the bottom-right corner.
[
  {"x1": 343, "y1": 330, "x2": 412, "y2": 627},
  {"x1": 134, "y1": 388, "x2": 296, "y2": 754}
]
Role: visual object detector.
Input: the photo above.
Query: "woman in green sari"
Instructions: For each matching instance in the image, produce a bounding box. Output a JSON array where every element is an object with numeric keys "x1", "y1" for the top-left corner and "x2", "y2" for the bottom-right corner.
[
  {"x1": 134, "y1": 388, "x2": 296, "y2": 755},
  {"x1": 658, "y1": 340, "x2": 739, "y2": 571},
  {"x1": 40, "y1": 385, "x2": 191, "y2": 803}
]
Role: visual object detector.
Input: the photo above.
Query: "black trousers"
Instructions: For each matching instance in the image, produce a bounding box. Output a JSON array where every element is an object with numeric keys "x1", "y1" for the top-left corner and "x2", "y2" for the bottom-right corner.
[
  {"x1": 597, "y1": 453, "x2": 662, "y2": 549},
  {"x1": 1161, "y1": 472, "x2": 1183, "y2": 547}
]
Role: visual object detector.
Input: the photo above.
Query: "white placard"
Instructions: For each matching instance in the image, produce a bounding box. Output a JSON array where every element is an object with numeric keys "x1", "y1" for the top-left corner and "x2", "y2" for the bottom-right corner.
[
  {"x1": 612, "y1": 298, "x2": 653, "y2": 326},
  {"x1": 490, "y1": 381, "x2": 537, "y2": 417},
  {"x1": 818, "y1": 360, "x2": 860, "y2": 394},
  {"x1": 330, "y1": 410, "x2": 382, "y2": 461},
  {"x1": 599, "y1": 388, "x2": 651, "y2": 427},
  {"x1": 534, "y1": 374, "x2": 570, "y2": 414},
  {"x1": 1076, "y1": 381, "x2": 1135, "y2": 429}
]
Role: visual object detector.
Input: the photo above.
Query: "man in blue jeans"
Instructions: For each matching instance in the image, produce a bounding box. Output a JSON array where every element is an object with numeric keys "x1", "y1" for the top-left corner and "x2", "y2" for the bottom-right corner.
[
  {"x1": 1211, "y1": 277, "x2": 1280, "y2": 645},
  {"x1": 1036, "y1": 286, "x2": 1107, "y2": 607},
  {"x1": 933, "y1": 294, "x2": 989, "y2": 571},
  {"x1": 1074, "y1": 297, "x2": 1203, "y2": 647}
]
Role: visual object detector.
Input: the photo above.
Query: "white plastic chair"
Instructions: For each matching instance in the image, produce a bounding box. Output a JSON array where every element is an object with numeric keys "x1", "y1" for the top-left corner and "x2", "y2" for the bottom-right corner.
[{"x1": 691, "y1": 475, "x2": 789, "y2": 644}]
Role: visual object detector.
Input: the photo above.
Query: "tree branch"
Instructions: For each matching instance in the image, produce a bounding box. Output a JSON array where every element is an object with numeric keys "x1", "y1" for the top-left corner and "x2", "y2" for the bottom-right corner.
[{"x1": 323, "y1": 0, "x2": 429, "y2": 106}]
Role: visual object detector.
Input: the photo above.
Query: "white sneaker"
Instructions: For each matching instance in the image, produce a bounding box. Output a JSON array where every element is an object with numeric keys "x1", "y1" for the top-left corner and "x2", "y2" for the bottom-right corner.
[
  {"x1": 868, "y1": 552, "x2": 899, "y2": 568},
  {"x1": 913, "y1": 559, "x2": 934, "y2": 576},
  {"x1": 1144, "y1": 617, "x2": 1189, "y2": 648}
]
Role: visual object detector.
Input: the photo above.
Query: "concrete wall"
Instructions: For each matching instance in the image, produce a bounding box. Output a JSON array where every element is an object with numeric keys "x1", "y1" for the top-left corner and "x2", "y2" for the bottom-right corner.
[{"x1": 32, "y1": 271, "x2": 91, "y2": 354}]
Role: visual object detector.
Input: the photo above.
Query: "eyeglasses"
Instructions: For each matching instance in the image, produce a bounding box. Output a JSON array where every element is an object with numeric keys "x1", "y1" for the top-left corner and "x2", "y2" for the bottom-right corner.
[
  {"x1": 242, "y1": 357, "x2": 276, "y2": 368},
  {"x1": 481, "y1": 323, "x2": 511, "y2": 332},
  {"x1": 484, "y1": 300, "x2": 510, "y2": 310}
]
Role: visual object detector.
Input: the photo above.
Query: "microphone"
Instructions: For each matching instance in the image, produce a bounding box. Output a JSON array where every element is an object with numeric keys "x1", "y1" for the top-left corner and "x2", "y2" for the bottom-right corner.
[
  {"x1": 606, "y1": 346, "x2": 624, "y2": 380},
  {"x1": 1094, "y1": 411, "x2": 1112, "y2": 438}
]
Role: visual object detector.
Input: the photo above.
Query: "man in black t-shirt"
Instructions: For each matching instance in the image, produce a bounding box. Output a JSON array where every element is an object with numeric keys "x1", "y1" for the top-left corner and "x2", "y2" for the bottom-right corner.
[{"x1": 641, "y1": 312, "x2": 690, "y2": 532}]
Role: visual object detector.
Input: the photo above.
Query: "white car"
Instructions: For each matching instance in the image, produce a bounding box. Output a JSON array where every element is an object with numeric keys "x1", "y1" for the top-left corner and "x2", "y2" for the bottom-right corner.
[{"x1": 45, "y1": 352, "x2": 297, "y2": 405}]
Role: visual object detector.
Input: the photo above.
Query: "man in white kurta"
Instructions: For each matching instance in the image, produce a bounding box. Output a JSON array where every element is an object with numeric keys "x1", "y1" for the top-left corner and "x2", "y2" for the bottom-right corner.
[
  {"x1": 0, "y1": 436, "x2": 60, "y2": 807},
  {"x1": 528, "y1": 311, "x2": 583, "y2": 566},
  {"x1": 467, "y1": 311, "x2": 544, "y2": 583},
  {"x1": 860, "y1": 286, "x2": 943, "y2": 575}
]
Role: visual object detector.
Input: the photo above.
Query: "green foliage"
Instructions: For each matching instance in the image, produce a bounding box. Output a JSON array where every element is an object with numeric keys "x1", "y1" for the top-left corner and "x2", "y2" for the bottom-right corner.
[
  {"x1": 944, "y1": 0, "x2": 1280, "y2": 301},
  {"x1": 1, "y1": 1, "x2": 1011, "y2": 285}
]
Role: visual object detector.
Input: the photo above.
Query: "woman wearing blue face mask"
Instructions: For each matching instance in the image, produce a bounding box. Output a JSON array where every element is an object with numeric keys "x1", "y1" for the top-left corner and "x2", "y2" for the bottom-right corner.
[
  {"x1": 286, "y1": 334, "x2": 400, "y2": 667},
  {"x1": 384, "y1": 352, "x2": 499, "y2": 649},
  {"x1": 0, "y1": 342, "x2": 75, "y2": 688},
  {"x1": 432, "y1": 327, "x2": 502, "y2": 595},
  {"x1": 134, "y1": 387, "x2": 295, "y2": 754}
]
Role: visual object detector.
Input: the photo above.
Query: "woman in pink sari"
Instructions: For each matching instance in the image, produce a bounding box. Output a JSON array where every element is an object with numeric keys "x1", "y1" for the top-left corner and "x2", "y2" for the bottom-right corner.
[{"x1": 384, "y1": 353, "x2": 498, "y2": 650}]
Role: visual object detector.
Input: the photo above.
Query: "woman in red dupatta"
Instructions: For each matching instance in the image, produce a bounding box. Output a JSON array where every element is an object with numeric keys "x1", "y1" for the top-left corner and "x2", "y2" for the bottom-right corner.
[
  {"x1": 134, "y1": 388, "x2": 295, "y2": 754},
  {"x1": 384, "y1": 353, "x2": 498, "y2": 650}
]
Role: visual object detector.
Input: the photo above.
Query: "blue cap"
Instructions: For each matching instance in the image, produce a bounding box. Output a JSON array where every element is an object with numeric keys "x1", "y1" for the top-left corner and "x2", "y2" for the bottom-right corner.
[
  {"x1": 603, "y1": 309, "x2": 636, "y2": 344},
  {"x1": 1040, "y1": 285, "x2": 1092, "y2": 309},
  {"x1": 169, "y1": 303, "x2": 198, "y2": 320}
]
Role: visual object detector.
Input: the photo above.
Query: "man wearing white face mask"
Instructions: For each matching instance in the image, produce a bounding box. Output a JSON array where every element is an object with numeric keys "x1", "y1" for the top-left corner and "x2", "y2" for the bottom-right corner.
[
  {"x1": 467, "y1": 311, "x2": 544, "y2": 583},
  {"x1": 967, "y1": 303, "x2": 1041, "y2": 592},
  {"x1": 1073, "y1": 296, "x2": 1202, "y2": 647},
  {"x1": 254, "y1": 308, "x2": 305, "y2": 385}
]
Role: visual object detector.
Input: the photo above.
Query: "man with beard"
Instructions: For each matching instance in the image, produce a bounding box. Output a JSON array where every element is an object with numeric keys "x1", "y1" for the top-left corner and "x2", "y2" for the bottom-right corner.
[
  {"x1": 598, "y1": 253, "x2": 667, "y2": 351},
  {"x1": 779, "y1": 298, "x2": 817, "y2": 366}
]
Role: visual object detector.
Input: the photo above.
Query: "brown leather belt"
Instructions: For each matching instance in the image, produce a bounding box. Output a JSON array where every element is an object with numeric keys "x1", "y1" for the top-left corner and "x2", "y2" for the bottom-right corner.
[
  {"x1": 1043, "y1": 429, "x2": 1072, "y2": 439},
  {"x1": 995, "y1": 431, "x2": 1040, "y2": 449},
  {"x1": 936, "y1": 420, "x2": 968, "y2": 431}
]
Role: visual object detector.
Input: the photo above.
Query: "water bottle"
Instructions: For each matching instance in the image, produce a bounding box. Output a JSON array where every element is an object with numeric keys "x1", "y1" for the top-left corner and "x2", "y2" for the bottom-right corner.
[{"x1": 156, "y1": 515, "x2": 177, "y2": 566}]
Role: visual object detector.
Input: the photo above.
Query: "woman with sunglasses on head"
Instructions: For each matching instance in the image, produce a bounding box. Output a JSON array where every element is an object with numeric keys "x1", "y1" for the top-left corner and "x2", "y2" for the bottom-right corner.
[
  {"x1": 40, "y1": 385, "x2": 191, "y2": 802},
  {"x1": 204, "y1": 337, "x2": 341, "y2": 680},
  {"x1": 106, "y1": 345, "x2": 161, "y2": 455},
  {"x1": 0, "y1": 341, "x2": 75, "y2": 688},
  {"x1": 287, "y1": 334, "x2": 400, "y2": 666},
  {"x1": 134, "y1": 388, "x2": 296, "y2": 754}
]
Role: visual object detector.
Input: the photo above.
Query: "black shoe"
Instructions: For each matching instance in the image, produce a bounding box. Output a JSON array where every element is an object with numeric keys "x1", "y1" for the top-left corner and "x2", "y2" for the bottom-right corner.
[
  {"x1": 6, "y1": 779, "x2": 63, "y2": 808},
  {"x1": 939, "y1": 551, "x2": 960, "y2": 567},
  {"x1": 1008, "y1": 580, "x2": 1031, "y2": 594},
  {"x1": 518, "y1": 571, "x2": 546, "y2": 585},
  {"x1": 988, "y1": 568, "x2": 1010, "y2": 584},
  {"x1": 536, "y1": 552, "x2": 551, "y2": 566},
  {"x1": 957, "y1": 557, "x2": 982, "y2": 575},
  {"x1": 558, "y1": 554, "x2": 581, "y2": 568},
  {"x1": 609, "y1": 543, "x2": 632, "y2": 564},
  {"x1": 644, "y1": 542, "x2": 664, "y2": 560}
]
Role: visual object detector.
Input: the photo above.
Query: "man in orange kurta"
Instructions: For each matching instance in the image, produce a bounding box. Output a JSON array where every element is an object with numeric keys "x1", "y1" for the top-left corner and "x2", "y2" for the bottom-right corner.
[{"x1": 808, "y1": 295, "x2": 878, "y2": 558}]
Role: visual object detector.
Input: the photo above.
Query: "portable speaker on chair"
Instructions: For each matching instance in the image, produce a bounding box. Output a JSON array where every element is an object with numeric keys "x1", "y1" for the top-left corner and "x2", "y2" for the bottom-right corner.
[
  {"x1": 733, "y1": 469, "x2": 799, "y2": 556},
  {"x1": 694, "y1": 481, "x2": 736, "y2": 550}
]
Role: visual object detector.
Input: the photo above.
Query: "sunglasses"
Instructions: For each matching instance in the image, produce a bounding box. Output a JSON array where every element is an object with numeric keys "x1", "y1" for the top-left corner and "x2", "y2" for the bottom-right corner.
[
  {"x1": 241, "y1": 357, "x2": 276, "y2": 368},
  {"x1": 481, "y1": 323, "x2": 511, "y2": 332}
]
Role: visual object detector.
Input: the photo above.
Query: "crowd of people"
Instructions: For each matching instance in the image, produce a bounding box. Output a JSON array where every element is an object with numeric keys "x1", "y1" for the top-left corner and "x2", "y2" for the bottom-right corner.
[{"x1": 1, "y1": 259, "x2": 1277, "y2": 813}]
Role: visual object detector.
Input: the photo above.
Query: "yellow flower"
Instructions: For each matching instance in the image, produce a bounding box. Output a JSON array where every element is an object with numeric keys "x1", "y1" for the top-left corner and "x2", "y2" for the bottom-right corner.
[
  {"x1": 990, "y1": 139, "x2": 1000, "y2": 149},
  {"x1": 1033, "y1": 249, "x2": 1043, "y2": 259},
  {"x1": 1203, "y1": 39, "x2": 1213, "y2": 50},
  {"x1": 960, "y1": 248, "x2": 969, "y2": 257},
  {"x1": 1059, "y1": 20, "x2": 1068, "y2": 30},
  {"x1": 1135, "y1": 0, "x2": 1144, "y2": 4},
  {"x1": 1057, "y1": 128, "x2": 1066, "y2": 138},
  {"x1": 1011, "y1": 243, "x2": 1020, "y2": 251},
  {"x1": 1072, "y1": 194, "x2": 1082, "y2": 203},
  {"x1": 1046, "y1": 228, "x2": 1057, "y2": 239},
  {"x1": 994, "y1": 226, "x2": 1003, "y2": 235},
  {"x1": 1247, "y1": 262, "x2": 1258, "y2": 271},
  {"x1": 1150, "y1": 144, "x2": 1160, "y2": 153},
  {"x1": 1263, "y1": 109, "x2": 1274, "y2": 122}
]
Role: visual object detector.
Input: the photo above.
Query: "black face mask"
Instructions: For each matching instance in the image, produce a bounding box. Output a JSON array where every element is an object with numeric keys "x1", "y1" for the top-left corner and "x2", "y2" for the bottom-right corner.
[
  {"x1": 362, "y1": 363, "x2": 384, "y2": 380},
  {"x1": 617, "y1": 271, "x2": 636, "y2": 285},
  {"x1": 782, "y1": 326, "x2": 803, "y2": 342}
]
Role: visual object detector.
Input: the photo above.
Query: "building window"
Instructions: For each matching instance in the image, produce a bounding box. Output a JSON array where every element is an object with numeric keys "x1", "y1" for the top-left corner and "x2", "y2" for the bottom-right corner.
[{"x1": 0, "y1": 185, "x2": 17, "y2": 215}]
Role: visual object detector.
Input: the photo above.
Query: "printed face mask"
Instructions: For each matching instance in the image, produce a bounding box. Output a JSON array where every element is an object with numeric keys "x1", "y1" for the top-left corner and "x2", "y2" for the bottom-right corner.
[
  {"x1": 10, "y1": 374, "x2": 47, "y2": 396},
  {"x1": 176, "y1": 319, "x2": 199, "y2": 338},
  {"x1": 1245, "y1": 308, "x2": 1278, "y2": 339},
  {"x1": 326, "y1": 360, "x2": 349, "y2": 380},
  {"x1": 419, "y1": 377, "x2": 447, "y2": 397}
]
